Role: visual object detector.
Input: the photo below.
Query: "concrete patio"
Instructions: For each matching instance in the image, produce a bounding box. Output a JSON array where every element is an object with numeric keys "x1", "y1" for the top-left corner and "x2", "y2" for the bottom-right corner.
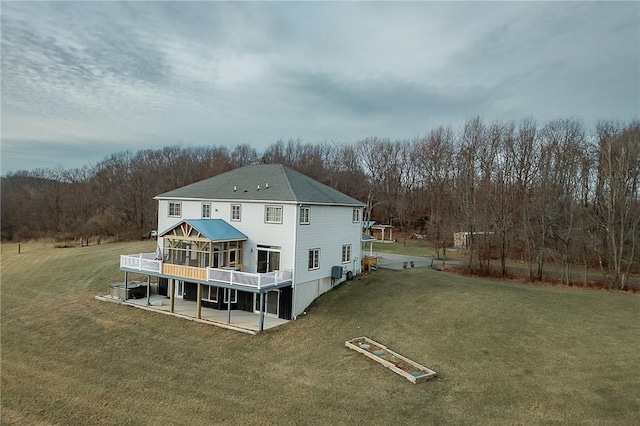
[{"x1": 95, "y1": 293, "x2": 289, "y2": 334}]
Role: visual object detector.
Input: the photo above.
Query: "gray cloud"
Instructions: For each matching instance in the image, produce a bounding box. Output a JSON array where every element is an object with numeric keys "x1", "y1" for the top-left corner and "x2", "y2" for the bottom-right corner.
[
  {"x1": 284, "y1": 70, "x2": 493, "y2": 122},
  {"x1": 1, "y1": 1, "x2": 638, "y2": 173}
]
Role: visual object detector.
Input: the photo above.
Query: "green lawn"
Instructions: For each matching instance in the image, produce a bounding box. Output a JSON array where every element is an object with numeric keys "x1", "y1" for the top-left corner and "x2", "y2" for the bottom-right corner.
[
  {"x1": 371, "y1": 239, "x2": 437, "y2": 256},
  {"x1": 2, "y1": 241, "x2": 639, "y2": 425}
]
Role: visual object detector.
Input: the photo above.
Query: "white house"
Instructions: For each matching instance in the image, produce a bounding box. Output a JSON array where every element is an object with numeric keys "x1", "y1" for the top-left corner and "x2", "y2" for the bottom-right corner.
[{"x1": 118, "y1": 164, "x2": 365, "y2": 331}]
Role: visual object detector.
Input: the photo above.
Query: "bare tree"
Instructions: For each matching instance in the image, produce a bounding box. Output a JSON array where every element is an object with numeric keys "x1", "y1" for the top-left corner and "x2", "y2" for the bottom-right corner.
[
  {"x1": 590, "y1": 121, "x2": 640, "y2": 289},
  {"x1": 504, "y1": 118, "x2": 541, "y2": 280}
]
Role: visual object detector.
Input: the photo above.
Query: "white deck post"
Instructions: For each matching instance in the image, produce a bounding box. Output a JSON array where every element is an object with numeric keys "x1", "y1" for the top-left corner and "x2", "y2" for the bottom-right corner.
[
  {"x1": 146, "y1": 275, "x2": 150, "y2": 306},
  {"x1": 227, "y1": 291, "x2": 231, "y2": 324}
]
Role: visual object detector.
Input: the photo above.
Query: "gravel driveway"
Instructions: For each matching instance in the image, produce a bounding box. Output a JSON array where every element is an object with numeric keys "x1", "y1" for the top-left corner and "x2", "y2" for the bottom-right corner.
[{"x1": 372, "y1": 252, "x2": 433, "y2": 270}]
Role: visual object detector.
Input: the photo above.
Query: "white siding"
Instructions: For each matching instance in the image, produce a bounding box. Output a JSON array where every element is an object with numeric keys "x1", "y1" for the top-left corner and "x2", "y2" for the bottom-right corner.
[
  {"x1": 158, "y1": 198, "x2": 364, "y2": 317},
  {"x1": 157, "y1": 199, "x2": 297, "y2": 272},
  {"x1": 293, "y1": 277, "x2": 334, "y2": 316},
  {"x1": 292, "y1": 205, "x2": 363, "y2": 316}
]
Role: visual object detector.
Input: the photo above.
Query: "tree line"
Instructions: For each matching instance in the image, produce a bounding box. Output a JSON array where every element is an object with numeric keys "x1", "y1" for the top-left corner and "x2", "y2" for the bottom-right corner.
[{"x1": 2, "y1": 117, "x2": 638, "y2": 289}]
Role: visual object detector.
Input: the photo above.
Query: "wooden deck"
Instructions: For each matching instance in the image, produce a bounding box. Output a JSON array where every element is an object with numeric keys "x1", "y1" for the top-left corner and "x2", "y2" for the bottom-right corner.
[{"x1": 120, "y1": 253, "x2": 293, "y2": 290}]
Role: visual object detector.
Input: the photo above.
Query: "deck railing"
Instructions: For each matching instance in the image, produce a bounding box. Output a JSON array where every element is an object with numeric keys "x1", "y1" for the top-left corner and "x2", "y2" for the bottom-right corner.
[
  {"x1": 121, "y1": 253, "x2": 292, "y2": 288},
  {"x1": 120, "y1": 253, "x2": 161, "y2": 273},
  {"x1": 207, "y1": 268, "x2": 293, "y2": 289}
]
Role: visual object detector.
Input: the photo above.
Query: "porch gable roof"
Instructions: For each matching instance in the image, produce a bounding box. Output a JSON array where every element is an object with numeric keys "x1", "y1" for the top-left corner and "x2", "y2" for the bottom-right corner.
[{"x1": 160, "y1": 219, "x2": 248, "y2": 242}]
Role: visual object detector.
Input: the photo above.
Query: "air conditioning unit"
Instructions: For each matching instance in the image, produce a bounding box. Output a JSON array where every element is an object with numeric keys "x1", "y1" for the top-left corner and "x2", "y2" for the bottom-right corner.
[{"x1": 331, "y1": 266, "x2": 343, "y2": 279}]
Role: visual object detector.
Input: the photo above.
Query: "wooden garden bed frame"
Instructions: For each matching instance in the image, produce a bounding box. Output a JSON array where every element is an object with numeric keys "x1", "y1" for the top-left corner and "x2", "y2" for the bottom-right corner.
[{"x1": 346, "y1": 336, "x2": 437, "y2": 384}]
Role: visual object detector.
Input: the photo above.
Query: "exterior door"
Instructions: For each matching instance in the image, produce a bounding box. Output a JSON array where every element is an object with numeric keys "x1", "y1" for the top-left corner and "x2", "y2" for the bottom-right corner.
[
  {"x1": 175, "y1": 280, "x2": 184, "y2": 298},
  {"x1": 254, "y1": 290, "x2": 279, "y2": 317},
  {"x1": 257, "y1": 248, "x2": 280, "y2": 273}
]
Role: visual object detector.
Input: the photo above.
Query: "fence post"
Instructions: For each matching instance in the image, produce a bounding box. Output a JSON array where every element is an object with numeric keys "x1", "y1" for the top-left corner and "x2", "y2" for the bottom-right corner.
[{"x1": 139, "y1": 253, "x2": 143, "y2": 271}]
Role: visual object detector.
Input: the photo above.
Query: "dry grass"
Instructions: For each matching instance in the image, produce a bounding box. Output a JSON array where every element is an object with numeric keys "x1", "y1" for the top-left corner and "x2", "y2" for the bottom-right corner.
[
  {"x1": 2, "y1": 240, "x2": 639, "y2": 425},
  {"x1": 374, "y1": 239, "x2": 640, "y2": 290}
]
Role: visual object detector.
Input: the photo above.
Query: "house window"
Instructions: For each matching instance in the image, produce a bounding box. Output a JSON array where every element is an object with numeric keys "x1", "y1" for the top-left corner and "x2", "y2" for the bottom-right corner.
[
  {"x1": 231, "y1": 204, "x2": 241, "y2": 221},
  {"x1": 352, "y1": 208, "x2": 360, "y2": 223},
  {"x1": 265, "y1": 205, "x2": 283, "y2": 224},
  {"x1": 308, "y1": 248, "x2": 320, "y2": 270},
  {"x1": 300, "y1": 206, "x2": 310, "y2": 225},
  {"x1": 342, "y1": 244, "x2": 352, "y2": 263},
  {"x1": 223, "y1": 288, "x2": 237, "y2": 303},
  {"x1": 202, "y1": 203, "x2": 211, "y2": 218},
  {"x1": 169, "y1": 202, "x2": 182, "y2": 217}
]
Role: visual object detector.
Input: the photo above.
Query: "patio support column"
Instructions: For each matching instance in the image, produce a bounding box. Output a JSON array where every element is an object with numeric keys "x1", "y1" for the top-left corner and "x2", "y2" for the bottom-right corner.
[
  {"x1": 196, "y1": 283, "x2": 202, "y2": 319},
  {"x1": 146, "y1": 275, "x2": 151, "y2": 306},
  {"x1": 169, "y1": 279, "x2": 175, "y2": 313},
  {"x1": 259, "y1": 291, "x2": 265, "y2": 332},
  {"x1": 124, "y1": 272, "x2": 128, "y2": 301},
  {"x1": 227, "y1": 292, "x2": 231, "y2": 324}
]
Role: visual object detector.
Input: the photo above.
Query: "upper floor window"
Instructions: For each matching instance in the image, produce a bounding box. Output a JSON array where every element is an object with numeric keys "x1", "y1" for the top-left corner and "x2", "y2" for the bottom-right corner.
[
  {"x1": 342, "y1": 244, "x2": 352, "y2": 263},
  {"x1": 231, "y1": 204, "x2": 241, "y2": 221},
  {"x1": 308, "y1": 248, "x2": 320, "y2": 270},
  {"x1": 265, "y1": 205, "x2": 283, "y2": 224},
  {"x1": 300, "y1": 206, "x2": 310, "y2": 225},
  {"x1": 169, "y1": 202, "x2": 182, "y2": 217},
  {"x1": 352, "y1": 208, "x2": 360, "y2": 223},
  {"x1": 202, "y1": 203, "x2": 211, "y2": 219}
]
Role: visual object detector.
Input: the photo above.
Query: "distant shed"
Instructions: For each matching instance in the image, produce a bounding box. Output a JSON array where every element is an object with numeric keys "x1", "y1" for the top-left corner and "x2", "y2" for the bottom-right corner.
[{"x1": 454, "y1": 231, "x2": 495, "y2": 248}]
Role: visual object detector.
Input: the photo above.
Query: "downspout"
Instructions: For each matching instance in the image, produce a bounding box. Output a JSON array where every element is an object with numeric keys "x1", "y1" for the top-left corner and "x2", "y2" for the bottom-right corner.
[{"x1": 291, "y1": 203, "x2": 300, "y2": 320}]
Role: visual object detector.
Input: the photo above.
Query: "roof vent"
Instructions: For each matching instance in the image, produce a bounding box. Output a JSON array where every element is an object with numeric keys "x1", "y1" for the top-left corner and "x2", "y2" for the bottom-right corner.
[
  {"x1": 233, "y1": 186, "x2": 237, "y2": 192},
  {"x1": 257, "y1": 185, "x2": 260, "y2": 191},
  {"x1": 265, "y1": 182, "x2": 269, "y2": 188}
]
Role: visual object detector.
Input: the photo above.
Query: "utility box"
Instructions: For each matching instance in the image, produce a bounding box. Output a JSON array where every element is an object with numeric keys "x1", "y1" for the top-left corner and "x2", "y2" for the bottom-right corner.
[{"x1": 331, "y1": 266, "x2": 343, "y2": 279}]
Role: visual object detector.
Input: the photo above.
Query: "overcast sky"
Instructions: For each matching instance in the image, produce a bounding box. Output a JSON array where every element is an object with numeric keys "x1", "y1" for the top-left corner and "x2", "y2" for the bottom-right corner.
[{"x1": 2, "y1": 1, "x2": 638, "y2": 174}]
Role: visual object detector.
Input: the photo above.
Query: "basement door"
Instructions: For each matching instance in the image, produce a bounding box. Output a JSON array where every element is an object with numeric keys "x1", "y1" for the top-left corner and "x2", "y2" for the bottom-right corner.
[
  {"x1": 175, "y1": 280, "x2": 185, "y2": 299},
  {"x1": 254, "y1": 290, "x2": 279, "y2": 317}
]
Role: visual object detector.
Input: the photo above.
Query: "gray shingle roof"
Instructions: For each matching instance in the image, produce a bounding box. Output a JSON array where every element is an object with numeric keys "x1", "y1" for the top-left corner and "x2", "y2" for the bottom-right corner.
[{"x1": 156, "y1": 164, "x2": 364, "y2": 206}]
